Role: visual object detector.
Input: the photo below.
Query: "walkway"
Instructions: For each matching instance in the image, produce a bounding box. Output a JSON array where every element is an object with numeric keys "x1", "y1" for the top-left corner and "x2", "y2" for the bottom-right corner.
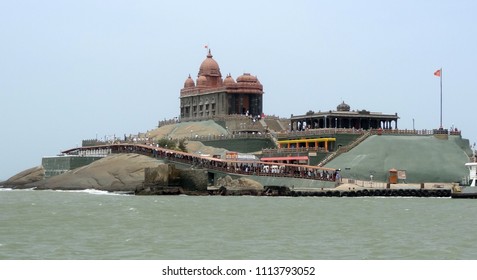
[{"x1": 61, "y1": 143, "x2": 338, "y2": 182}]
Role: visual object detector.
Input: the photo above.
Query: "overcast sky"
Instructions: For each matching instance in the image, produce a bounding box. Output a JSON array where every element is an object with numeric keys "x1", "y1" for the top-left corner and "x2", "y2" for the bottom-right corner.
[{"x1": 1, "y1": 0, "x2": 476, "y2": 179}]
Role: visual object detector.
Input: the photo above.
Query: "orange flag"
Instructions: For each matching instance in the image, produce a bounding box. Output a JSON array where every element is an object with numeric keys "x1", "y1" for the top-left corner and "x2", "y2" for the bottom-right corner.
[{"x1": 434, "y1": 69, "x2": 441, "y2": 77}]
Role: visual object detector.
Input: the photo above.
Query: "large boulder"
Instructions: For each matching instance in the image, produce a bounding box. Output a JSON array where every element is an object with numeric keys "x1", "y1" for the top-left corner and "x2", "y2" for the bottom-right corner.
[
  {"x1": 1, "y1": 166, "x2": 45, "y2": 188},
  {"x1": 29, "y1": 154, "x2": 163, "y2": 192},
  {"x1": 216, "y1": 175, "x2": 264, "y2": 195}
]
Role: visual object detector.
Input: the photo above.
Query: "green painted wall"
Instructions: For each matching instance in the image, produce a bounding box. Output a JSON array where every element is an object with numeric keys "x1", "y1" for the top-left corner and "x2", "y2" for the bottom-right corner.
[
  {"x1": 325, "y1": 135, "x2": 472, "y2": 183},
  {"x1": 200, "y1": 138, "x2": 276, "y2": 153},
  {"x1": 309, "y1": 153, "x2": 329, "y2": 165},
  {"x1": 42, "y1": 156, "x2": 103, "y2": 178},
  {"x1": 334, "y1": 133, "x2": 361, "y2": 148}
]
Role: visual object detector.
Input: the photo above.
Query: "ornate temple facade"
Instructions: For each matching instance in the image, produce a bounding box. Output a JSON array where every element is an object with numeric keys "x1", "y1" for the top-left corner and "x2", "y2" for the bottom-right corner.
[
  {"x1": 290, "y1": 101, "x2": 399, "y2": 131},
  {"x1": 180, "y1": 50, "x2": 264, "y2": 120}
]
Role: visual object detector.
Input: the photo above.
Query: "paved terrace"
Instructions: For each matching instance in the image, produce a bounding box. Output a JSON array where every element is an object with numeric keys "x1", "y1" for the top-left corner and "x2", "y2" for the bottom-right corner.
[
  {"x1": 277, "y1": 127, "x2": 461, "y2": 138},
  {"x1": 61, "y1": 143, "x2": 338, "y2": 182}
]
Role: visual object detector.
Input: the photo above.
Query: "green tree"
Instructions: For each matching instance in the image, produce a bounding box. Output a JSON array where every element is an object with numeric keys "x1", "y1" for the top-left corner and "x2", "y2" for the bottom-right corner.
[
  {"x1": 157, "y1": 138, "x2": 177, "y2": 150},
  {"x1": 178, "y1": 138, "x2": 187, "y2": 152}
]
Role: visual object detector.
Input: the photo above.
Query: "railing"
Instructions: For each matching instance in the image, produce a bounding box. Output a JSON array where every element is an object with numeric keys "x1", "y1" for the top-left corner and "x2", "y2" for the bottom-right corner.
[
  {"x1": 262, "y1": 147, "x2": 327, "y2": 155},
  {"x1": 317, "y1": 131, "x2": 371, "y2": 167},
  {"x1": 277, "y1": 128, "x2": 462, "y2": 138},
  {"x1": 277, "y1": 128, "x2": 367, "y2": 138},
  {"x1": 340, "y1": 178, "x2": 387, "y2": 188},
  {"x1": 189, "y1": 133, "x2": 272, "y2": 142},
  {"x1": 62, "y1": 143, "x2": 339, "y2": 183},
  {"x1": 82, "y1": 139, "x2": 108, "y2": 147},
  {"x1": 342, "y1": 131, "x2": 371, "y2": 152},
  {"x1": 370, "y1": 128, "x2": 461, "y2": 136},
  {"x1": 158, "y1": 118, "x2": 180, "y2": 127},
  {"x1": 371, "y1": 129, "x2": 433, "y2": 136},
  {"x1": 180, "y1": 114, "x2": 264, "y2": 123}
]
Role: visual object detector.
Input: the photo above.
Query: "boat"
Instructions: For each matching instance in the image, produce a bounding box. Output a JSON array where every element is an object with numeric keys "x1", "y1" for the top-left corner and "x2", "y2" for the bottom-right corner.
[{"x1": 451, "y1": 161, "x2": 477, "y2": 198}]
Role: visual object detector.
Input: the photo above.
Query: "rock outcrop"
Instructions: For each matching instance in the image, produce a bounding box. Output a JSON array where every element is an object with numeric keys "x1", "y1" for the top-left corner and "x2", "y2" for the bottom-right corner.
[
  {"x1": 28, "y1": 154, "x2": 164, "y2": 192},
  {"x1": 215, "y1": 175, "x2": 264, "y2": 195},
  {"x1": 149, "y1": 120, "x2": 228, "y2": 140},
  {"x1": 0, "y1": 166, "x2": 45, "y2": 188}
]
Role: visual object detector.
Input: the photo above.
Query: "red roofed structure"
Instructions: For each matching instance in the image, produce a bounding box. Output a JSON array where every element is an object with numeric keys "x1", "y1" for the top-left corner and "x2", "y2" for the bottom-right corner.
[{"x1": 180, "y1": 50, "x2": 264, "y2": 120}]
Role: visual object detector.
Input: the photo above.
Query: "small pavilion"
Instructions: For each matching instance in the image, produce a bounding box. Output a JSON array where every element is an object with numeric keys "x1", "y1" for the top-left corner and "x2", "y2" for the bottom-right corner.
[{"x1": 290, "y1": 101, "x2": 399, "y2": 131}]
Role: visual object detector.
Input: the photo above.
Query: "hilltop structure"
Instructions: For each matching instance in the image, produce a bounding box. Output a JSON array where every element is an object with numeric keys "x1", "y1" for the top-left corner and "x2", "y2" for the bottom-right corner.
[
  {"x1": 179, "y1": 50, "x2": 264, "y2": 121},
  {"x1": 290, "y1": 101, "x2": 399, "y2": 131}
]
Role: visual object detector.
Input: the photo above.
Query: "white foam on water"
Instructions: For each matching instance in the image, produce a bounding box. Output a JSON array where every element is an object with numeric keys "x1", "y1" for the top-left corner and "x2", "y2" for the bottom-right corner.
[
  {"x1": 0, "y1": 187, "x2": 35, "y2": 191},
  {"x1": 56, "y1": 189, "x2": 129, "y2": 196}
]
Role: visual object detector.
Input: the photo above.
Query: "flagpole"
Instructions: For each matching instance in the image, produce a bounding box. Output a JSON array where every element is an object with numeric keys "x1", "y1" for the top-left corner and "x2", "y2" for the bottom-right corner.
[{"x1": 440, "y1": 68, "x2": 443, "y2": 129}]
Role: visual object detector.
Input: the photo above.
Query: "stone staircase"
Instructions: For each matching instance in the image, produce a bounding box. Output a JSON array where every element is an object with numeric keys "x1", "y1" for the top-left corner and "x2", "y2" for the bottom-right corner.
[
  {"x1": 263, "y1": 118, "x2": 286, "y2": 132},
  {"x1": 318, "y1": 131, "x2": 371, "y2": 167}
]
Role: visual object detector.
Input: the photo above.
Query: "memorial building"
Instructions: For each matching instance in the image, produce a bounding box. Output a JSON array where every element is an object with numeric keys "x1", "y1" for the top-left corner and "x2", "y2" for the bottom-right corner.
[{"x1": 180, "y1": 50, "x2": 264, "y2": 120}]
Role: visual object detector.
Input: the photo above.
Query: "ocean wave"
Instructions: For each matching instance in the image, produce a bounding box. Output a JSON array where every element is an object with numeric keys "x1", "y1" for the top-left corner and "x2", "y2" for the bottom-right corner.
[
  {"x1": 0, "y1": 187, "x2": 35, "y2": 191},
  {"x1": 0, "y1": 187, "x2": 131, "y2": 196},
  {"x1": 59, "y1": 189, "x2": 132, "y2": 196}
]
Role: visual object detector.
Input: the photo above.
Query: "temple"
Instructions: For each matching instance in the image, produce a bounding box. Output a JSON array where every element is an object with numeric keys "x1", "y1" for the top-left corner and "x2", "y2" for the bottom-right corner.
[
  {"x1": 290, "y1": 101, "x2": 399, "y2": 131},
  {"x1": 180, "y1": 50, "x2": 264, "y2": 120}
]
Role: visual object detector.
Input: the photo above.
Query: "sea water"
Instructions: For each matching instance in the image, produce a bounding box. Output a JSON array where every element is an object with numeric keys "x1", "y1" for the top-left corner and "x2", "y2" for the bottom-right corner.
[{"x1": 1, "y1": 188, "x2": 476, "y2": 260}]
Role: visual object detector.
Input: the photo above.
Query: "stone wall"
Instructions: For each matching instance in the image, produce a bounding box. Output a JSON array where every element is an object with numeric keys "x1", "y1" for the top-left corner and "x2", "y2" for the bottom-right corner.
[
  {"x1": 139, "y1": 164, "x2": 208, "y2": 195},
  {"x1": 180, "y1": 169, "x2": 208, "y2": 192},
  {"x1": 144, "y1": 164, "x2": 181, "y2": 187}
]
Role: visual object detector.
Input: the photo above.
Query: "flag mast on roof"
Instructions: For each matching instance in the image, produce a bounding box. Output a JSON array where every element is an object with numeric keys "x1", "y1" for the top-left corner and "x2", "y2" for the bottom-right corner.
[{"x1": 434, "y1": 68, "x2": 443, "y2": 129}]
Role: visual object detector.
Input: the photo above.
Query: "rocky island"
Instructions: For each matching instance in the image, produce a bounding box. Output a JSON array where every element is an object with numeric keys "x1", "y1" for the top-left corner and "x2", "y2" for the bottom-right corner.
[{"x1": 2, "y1": 51, "x2": 475, "y2": 197}]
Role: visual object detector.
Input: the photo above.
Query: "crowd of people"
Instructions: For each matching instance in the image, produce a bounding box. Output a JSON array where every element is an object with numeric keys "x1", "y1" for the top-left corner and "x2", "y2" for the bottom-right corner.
[{"x1": 110, "y1": 143, "x2": 339, "y2": 182}]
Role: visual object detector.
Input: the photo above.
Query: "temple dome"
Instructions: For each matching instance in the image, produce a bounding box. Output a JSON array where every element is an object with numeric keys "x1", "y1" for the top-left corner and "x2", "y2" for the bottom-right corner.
[
  {"x1": 198, "y1": 50, "x2": 221, "y2": 77},
  {"x1": 337, "y1": 101, "x2": 351, "y2": 112},
  {"x1": 184, "y1": 74, "x2": 195, "y2": 88},
  {"x1": 236, "y1": 73, "x2": 259, "y2": 83},
  {"x1": 197, "y1": 75, "x2": 208, "y2": 87},
  {"x1": 223, "y1": 74, "x2": 236, "y2": 85}
]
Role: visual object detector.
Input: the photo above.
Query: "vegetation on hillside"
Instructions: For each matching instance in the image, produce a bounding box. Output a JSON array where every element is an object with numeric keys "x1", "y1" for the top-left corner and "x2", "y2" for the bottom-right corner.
[{"x1": 157, "y1": 138, "x2": 187, "y2": 152}]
